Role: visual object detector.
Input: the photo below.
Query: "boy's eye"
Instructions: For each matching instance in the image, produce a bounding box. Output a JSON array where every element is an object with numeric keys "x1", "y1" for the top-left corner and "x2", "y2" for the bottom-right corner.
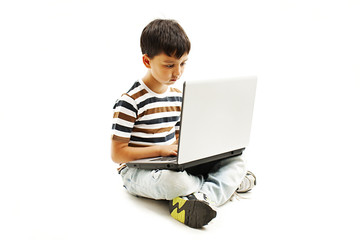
[{"x1": 164, "y1": 62, "x2": 186, "y2": 68}]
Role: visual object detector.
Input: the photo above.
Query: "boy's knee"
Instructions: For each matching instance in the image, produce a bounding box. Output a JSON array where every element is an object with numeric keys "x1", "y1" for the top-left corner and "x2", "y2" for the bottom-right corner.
[
  {"x1": 155, "y1": 170, "x2": 200, "y2": 199},
  {"x1": 156, "y1": 170, "x2": 190, "y2": 189}
]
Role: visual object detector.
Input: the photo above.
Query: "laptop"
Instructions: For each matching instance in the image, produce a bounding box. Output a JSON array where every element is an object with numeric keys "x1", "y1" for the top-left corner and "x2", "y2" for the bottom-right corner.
[{"x1": 126, "y1": 76, "x2": 257, "y2": 171}]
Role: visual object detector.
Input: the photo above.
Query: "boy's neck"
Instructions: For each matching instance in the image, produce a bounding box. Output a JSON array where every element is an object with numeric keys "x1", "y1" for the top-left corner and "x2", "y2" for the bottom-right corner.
[{"x1": 142, "y1": 71, "x2": 168, "y2": 94}]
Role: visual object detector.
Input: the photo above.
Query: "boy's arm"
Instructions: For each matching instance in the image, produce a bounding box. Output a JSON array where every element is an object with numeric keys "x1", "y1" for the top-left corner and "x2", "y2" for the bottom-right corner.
[
  {"x1": 111, "y1": 140, "x2": 178, "y2": 164},
  {"x1": 172, "y1": 133, "x2": 179, "y2": 145}
]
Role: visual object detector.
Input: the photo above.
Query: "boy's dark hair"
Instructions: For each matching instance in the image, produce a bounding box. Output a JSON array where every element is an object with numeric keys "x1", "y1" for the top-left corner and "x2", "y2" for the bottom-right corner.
[{"x1": 140, "y1": 19, "x2": 191, "y2": 59}]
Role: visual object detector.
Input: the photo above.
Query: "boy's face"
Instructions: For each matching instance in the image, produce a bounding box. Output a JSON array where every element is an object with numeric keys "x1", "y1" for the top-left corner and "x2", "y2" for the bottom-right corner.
[{"x1": 145, "y1": 52, "x2": 188, "y2": 86}]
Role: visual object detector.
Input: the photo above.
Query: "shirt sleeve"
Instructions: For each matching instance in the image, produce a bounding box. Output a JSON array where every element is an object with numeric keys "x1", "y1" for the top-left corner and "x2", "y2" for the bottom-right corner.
[{"x1": 111, "y1": 93, "x2": 138, "y2": 142}]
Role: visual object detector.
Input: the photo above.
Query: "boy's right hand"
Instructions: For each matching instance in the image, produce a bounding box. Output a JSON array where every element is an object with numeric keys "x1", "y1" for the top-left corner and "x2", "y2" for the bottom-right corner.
[
  {"x1": 159, "y1": 145, "x2": 178, "y2": 157},
  {"x1": 112, "y1": 139, "x2": 178, "y2": 164}
]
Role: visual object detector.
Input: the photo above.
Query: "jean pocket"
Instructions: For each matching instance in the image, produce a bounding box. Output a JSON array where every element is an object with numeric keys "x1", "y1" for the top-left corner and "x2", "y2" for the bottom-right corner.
[
  {"x1": 151, "y1": 169, "x2": 162, "y2": 180},
  {"x1": 120, "y1": 167, "x2": 129, "y2": 177}
]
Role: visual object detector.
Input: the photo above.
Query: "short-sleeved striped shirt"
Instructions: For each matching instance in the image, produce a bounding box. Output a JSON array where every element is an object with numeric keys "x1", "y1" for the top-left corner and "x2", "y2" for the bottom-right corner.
[{"x1": 112, "y1": 79, "x2": 182, "y2": 147}]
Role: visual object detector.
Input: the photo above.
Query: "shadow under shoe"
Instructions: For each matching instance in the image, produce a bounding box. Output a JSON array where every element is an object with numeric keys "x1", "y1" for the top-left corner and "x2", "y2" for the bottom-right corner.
[{"x1": 169, "y1": 197, "x2": 217, "y2": 228}]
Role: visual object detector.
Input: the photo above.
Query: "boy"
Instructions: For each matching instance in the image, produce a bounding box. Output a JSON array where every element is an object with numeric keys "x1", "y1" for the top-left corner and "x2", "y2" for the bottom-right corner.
[{"x1": 111, "y1": 19, "x2": 256, "y2": 228}]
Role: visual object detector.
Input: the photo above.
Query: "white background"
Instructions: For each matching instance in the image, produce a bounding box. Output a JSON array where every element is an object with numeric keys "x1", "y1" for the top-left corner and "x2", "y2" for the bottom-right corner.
[{"x1": 1, "y1": 0, "x2": 359, "y2": 239}]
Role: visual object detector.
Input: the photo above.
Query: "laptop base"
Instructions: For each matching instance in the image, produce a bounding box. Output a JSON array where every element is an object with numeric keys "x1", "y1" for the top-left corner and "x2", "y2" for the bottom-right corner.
[{"x1": 126, "y1": 148, "x2": 244, "y2": 171}]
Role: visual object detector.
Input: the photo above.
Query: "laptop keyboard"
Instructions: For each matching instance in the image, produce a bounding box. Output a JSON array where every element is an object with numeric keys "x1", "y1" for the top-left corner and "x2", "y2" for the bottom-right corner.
[{"x1": 150, "y1": 156, "x2": 177, "y2": 162}]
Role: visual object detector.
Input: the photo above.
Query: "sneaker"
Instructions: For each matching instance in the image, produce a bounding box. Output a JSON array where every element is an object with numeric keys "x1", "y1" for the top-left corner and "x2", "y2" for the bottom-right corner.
[
  {"x1": 169, "y1": 193, "x2": 217, "y2": 228},
  {"x1": 236, "y1": 171, "x2": 257, "y2": 193}
]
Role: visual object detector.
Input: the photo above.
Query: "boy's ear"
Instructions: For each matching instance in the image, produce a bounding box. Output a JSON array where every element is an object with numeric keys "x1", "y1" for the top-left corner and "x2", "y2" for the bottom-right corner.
[{"x1": 142, "y1": 54, "x2": 151, "y2": 69}]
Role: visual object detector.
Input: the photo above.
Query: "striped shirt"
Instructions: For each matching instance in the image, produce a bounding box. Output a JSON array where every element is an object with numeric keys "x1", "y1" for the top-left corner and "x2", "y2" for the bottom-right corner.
[{"x1": 112, "y1": 79, "x2": 182, "y2": 147}]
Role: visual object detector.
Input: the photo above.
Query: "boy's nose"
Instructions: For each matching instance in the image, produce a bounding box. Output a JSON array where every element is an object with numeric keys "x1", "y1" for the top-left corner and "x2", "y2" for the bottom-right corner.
[{"x1": 173, "y1": 66, "x2": 181, "y2": 77}]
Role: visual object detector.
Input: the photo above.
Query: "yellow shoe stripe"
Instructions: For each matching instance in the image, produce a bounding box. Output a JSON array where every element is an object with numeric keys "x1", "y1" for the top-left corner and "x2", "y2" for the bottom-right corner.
[
  {"x1": 172, "y1": 197, "x2": 186, "y2": 209},
  {"x1": 170, "y1": 197, "x2": 188, "y2": 223},
  {"x1": 171, "y1": 208, "x2": 185, "y2": 223}
]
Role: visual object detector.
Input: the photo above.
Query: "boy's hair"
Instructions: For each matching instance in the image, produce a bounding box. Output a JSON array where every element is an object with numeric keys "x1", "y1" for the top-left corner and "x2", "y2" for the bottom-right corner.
[{"x1": 140, "y1": 19, "x2": 191, "y2": 59}]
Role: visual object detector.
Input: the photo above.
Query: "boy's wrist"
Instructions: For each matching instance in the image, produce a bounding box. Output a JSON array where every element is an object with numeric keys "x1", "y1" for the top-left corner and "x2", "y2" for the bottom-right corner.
[{"x1": 154, "y1": 145, "x2": 162, "y2": 156}]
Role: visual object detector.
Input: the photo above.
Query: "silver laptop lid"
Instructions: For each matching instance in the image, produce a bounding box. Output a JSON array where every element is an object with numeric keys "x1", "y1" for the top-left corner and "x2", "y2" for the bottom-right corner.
[{"x1": 177, "y1": 76, "x2": 257, "y2": 164}]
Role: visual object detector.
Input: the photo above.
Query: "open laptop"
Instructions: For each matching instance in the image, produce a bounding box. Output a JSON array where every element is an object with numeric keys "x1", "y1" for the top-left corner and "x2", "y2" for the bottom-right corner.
[{"x1": 126, "y1": 76, "x2": 257, "y2": 171}]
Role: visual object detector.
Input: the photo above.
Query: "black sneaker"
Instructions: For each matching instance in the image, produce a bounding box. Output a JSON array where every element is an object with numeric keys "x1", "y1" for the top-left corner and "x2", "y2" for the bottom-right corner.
[{"x1": 169, "y1": 193, "x2": 217, "y2": 228}]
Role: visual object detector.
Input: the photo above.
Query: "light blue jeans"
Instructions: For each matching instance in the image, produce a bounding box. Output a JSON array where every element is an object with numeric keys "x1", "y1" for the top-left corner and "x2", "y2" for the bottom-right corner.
[{"x1": 120, "y1": 156, "x2": 247, "y2": 207}]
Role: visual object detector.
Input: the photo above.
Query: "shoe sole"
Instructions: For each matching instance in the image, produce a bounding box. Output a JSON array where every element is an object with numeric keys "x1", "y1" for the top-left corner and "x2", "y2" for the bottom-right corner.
[
  {"x1": 236, "y1": 171, "x2": 257, "y2": 193},
  {"x1": 169, "y1": 197, "x2": 217, "y2": 228},
  {"x1": 247, "y1": 171, "x2": 257, "y2": 185}
]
